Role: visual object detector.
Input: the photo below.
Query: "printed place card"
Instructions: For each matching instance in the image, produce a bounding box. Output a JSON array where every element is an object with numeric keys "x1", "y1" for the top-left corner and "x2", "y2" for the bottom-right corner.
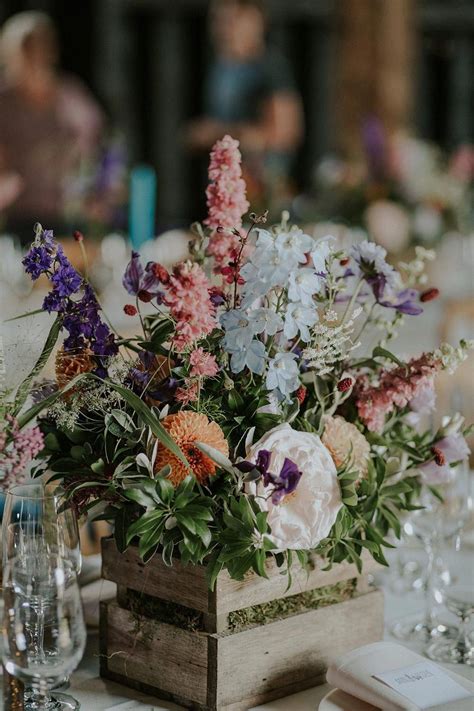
[{"x1": 373, "y1": 661, "x2": 472, "y2": 709}]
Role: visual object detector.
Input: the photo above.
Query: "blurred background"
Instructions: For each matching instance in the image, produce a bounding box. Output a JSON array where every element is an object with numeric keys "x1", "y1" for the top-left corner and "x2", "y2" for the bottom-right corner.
[{"x1": 0, "y1": 0, "x2": 473, "y2": 425}]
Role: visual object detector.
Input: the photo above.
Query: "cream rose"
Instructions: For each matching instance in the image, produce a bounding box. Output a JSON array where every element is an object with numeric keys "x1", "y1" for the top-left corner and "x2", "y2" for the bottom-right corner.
[{"x1": 246, "y1": 423, "x2": 343, "y2": 550}]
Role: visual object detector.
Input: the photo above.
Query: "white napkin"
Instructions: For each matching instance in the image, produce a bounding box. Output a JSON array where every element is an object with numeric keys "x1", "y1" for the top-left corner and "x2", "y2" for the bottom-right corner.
[{"x1": 325, "y1": 642, "x2": 474, "y2": 710}]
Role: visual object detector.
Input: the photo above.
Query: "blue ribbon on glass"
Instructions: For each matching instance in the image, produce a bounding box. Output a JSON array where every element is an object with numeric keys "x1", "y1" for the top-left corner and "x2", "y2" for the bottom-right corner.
[{"x1": 129, "y1": 165, "x2": 157, "y2": 249}]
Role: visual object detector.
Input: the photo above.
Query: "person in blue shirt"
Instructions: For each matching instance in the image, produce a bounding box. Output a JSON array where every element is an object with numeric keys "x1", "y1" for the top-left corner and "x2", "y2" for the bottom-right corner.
[{"x1": 187, "y1": 0, "x2": 303, "y2": 207}]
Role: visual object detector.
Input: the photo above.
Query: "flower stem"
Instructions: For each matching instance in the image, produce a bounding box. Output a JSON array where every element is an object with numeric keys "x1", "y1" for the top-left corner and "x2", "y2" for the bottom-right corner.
[{"x1": 341, "y1": 278, "x2": 363, "y2": 325}]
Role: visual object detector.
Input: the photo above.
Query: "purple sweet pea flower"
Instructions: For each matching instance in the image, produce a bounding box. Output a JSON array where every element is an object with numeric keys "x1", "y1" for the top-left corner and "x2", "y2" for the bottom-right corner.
[
  {"x1": 122, "y1": 252, "x2": 164, "y2": 302},
  {"x1": 237, "y1": 450, "x2": 302, "y2": 504},
  {"x1": 419, "y1": 434, "x2": 470, "y2": 485},
  {"x1": 378, "y1": 287, "x2": 423, "y2": 316},
  {"x1": 265, "y1": 457, "x2": 303, "y2": 505}
]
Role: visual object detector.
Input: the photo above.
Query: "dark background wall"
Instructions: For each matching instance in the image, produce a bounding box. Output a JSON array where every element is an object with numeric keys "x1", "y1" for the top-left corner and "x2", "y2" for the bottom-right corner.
[{"x1": 1, "y1": 0, "x2": 473, "y2": 226}]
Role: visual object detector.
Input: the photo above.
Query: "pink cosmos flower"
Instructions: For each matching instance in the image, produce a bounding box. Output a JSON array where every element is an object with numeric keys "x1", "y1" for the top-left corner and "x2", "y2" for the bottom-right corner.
[
  {"x1": 204, "y1": 135, "x2": 249, "y2": 271},
  {"x1": 165, "y1": 261, "x2": 217, "y2": 351},
  {"x1": 189, "y1": 348, "x2": 219, "y2": 378},
  {"x1": 356, "y1": 353, "x2": 441, "y2": 433}
]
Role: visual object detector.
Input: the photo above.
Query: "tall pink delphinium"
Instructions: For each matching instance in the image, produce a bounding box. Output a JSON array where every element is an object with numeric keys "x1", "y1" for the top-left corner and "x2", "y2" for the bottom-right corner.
[
  {"x1": 356, "y1": 353, "x2": 441, "y2": 433},
  {"x1": 165, "y1": 261, "x2": 217, "y2": 352},
  {"x1": 204, "y1": 135, "x2": 249, "y2": 271},
  {"x1": 0, "y1": 416, "x2": 44, "y2": 488}
]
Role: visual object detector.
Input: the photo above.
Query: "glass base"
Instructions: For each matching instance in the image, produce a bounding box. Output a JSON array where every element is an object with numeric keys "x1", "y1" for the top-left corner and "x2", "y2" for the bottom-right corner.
[
  {"x1": 427, "y1": 638, "x2": 474, "y2": 666},
  {"x1": 24, "y1": 691, "x2": 80, "y2": 710},
  {"x1": 391, "y1": 615, "x2": 456, "y2": 642}
]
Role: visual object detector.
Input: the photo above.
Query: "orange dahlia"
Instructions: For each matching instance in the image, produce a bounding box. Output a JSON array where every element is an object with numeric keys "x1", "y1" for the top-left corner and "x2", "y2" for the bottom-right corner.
[
  {"x1": 55, "y1": 347, "x2": 96, "y2": 391},
  {"x1": 154, "y1": 411, "x2": 229, "y2": 486}
]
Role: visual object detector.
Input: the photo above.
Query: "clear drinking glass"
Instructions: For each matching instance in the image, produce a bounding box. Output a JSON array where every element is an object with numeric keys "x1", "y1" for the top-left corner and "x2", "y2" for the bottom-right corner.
[
  {"x1": 391, "y1": 462, "x2": 470, "y2": 641},
  {"x1": 2, "y1": 483, "x2": 81, "y2": 574},
  {"x1": 426, "y1": 533, "x2": 474, "y2": 665},
  {"x1": 2, "y1": 553, "x2": 86, "y2": 710},
  {"x1": 2, "y1": 483, "x2": 82, "y2": 701}
]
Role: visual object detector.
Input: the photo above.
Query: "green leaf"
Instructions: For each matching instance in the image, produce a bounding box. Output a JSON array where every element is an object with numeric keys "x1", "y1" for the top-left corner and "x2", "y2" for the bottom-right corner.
[
  {"x1": 123, "y1": 488, "x2": 156, "y2": 509},
  {"x1": 372, "y1": 346, "x2": 405, "y2": 369},
  {"x1": 86, "y1": 376, "x2": 190, "y2": 470},
  {"x1": 195, "y1": 441, "x2": 235, "y2": 474},
  {"x1": 16, "y1": 373, "x2": 88, "y2": 430},
  {"x1": 13, "y1": 316, "x2": 62, "y2": 417},
  {"x1": 5, "y1": 307, "x2": 46, "y2": 322}
]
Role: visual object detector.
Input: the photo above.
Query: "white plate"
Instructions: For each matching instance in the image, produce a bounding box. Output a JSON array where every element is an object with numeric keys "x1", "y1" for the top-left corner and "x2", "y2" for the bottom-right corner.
[{"x1": 319, "y1": 689, "x2": 380, "y2": 711}]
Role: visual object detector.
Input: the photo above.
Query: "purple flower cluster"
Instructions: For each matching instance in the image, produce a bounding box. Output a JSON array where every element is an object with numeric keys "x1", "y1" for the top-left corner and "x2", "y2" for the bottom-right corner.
[
  {"x1": 237, "y1": 449, "x2": 303, "y2": 504},
  {"x1": 23, "y1": 225, "x2": 117, "y2": 363}
]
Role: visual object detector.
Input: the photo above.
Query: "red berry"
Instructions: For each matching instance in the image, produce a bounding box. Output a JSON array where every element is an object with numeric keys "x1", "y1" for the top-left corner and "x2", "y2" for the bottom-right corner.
[
  {"x1": 123, "y1": 304, "x2": 138, "y2": 316},
  {"x1": 340, "y1": 257, "x2": 350, "y2": 266},
  {"x1": 431, "y1": 446, "x2": 446, "y2": 466},
  {"x1": 73, "y1": 230, "x2": 84, "y2": 242},
  {"x1": 420, "y1": 288, "x2": 440, "y2": 303},
  {"x1": 296, "y1": 386, "x2": 307, "y2": 404},
  {"x1": 337, "y1": 377, "x2": 353, "y2": 392},
  {"x1": 137, "y1": 290, "x2": 152, "y2": 303}
]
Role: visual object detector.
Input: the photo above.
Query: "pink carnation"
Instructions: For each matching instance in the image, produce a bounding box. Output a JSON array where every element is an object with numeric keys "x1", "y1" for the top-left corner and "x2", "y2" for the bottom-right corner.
[
  {"x1": 165, "y1": 261, "x2": 217, "y2": 351},
  {"x1": 356, "y1": 353, "x2": 441, "y2": 433},
  {"x1": 0, "y1": 416, "x2": 44, "y2": 489},
  {"x1": 204, "y1": 135, "x2": 249, "y2": 270},
  {"x1": 189, "y1": 348, "x2": 219, "y2": 377}
]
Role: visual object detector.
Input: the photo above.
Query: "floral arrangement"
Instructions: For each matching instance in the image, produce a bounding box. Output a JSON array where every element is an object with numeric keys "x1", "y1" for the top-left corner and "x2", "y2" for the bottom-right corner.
[
  {"x1": 296, "y1": 125, "x2": 473, "y2": 253},
  {"x1": 5, "y1": 135, "x2": 472, "y2": 588}
]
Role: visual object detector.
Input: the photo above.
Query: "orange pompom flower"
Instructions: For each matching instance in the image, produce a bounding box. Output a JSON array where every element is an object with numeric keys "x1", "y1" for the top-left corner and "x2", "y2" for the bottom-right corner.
[{"x1": 154, "y1": 411, "x2": 229, "y2": 486}]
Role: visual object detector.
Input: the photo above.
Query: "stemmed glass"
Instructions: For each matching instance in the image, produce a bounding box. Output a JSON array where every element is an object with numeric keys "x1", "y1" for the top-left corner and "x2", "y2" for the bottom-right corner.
[
  {"x1": 3, "y1": 552, "x2": 86, "y2": 710},
  {"x1": 2, "y1": 483, "x2": 82, "y2": 708},
  {"x1": 427, "y1": 531, "x2": 474, "y2": 665},
  {"x1": 391, "y1": 462, "x2": 470, "y2": 641}
]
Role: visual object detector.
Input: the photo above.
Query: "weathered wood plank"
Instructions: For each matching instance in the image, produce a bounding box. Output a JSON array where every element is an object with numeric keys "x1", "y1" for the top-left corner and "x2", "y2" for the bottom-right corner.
[
  {"x1": 101, "y1": 537, "x2": 212, "y2": 612},
  {"x1": 214, "y1": 553, "x2": 380, "y2": 614},
  {"x1": 103, "y1": 601, "x2": 209, "y2": 706},
  {"x1": 102, "y1": 538, "x2": 380, "y2": 615},
  {"x1": 101, "y1": 590, "x2": 384, "y2": 710},
  {"x1": 215, "y1": 590, "x2": 384, "y2": 709}
]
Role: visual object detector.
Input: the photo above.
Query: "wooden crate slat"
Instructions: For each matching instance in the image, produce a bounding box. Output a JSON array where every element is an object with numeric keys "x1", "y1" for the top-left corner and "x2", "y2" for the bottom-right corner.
[
  {"x1": 214, "y1": 553, "x2": 380, "y2": 614},
  {"x1": 101, "y1": 537, "x2": 212, "y2": 612},
  {"x1": 102, "y1": 538, "x2": 380, "y2": 615},
  {"x1": 215, "y1": 590, "x2": 384, "y2": 708},
  {"x1": 103, "y1": 600, "x2": 209, "y2": 705}
]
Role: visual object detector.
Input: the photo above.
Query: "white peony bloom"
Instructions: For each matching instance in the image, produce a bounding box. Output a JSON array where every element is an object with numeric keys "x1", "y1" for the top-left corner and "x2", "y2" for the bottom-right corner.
[{"x1": 247, "y1": 423, "x2": 343, "y2": 550}]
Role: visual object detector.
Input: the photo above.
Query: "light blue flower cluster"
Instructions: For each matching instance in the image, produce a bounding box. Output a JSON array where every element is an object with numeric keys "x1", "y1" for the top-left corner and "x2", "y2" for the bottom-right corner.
[{"x1": 220, "y1": 227, "x2": 334, "y2": 400}]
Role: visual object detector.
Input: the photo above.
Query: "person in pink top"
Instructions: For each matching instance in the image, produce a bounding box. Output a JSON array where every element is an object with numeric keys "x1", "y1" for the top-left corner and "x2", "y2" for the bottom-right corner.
[{"x1": 0, "y1": 12, "x2": 104, "y2": 241}]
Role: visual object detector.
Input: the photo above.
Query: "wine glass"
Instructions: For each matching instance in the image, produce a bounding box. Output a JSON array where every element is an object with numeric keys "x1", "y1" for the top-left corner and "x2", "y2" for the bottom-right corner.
[
  {"x1": 3, "y1": 552, "x2": 86, "y2": 710},
  {"x1": 391, "y1": 462, "x2": 470, "y2": 641},
  {"x1": 426, "y1": 533, "x2": 474, "y2": 665},
  {"x1": 2, "y1": 483, "x2": 81, "y2": 575},
  {"x1": 2, "y1": 483, "x2": 82, "y2": 697}
]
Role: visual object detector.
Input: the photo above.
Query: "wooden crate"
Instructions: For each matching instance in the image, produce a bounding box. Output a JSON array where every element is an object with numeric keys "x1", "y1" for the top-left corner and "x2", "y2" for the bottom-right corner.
[{"x1": 100, "y1": 538, "x2": 384, "y2": 711}]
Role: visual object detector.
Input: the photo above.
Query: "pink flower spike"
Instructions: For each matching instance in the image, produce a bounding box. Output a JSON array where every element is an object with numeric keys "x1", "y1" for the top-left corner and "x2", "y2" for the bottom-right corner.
[{"x1": 189, "y1": 348, "x2": 219, "y2": 378}]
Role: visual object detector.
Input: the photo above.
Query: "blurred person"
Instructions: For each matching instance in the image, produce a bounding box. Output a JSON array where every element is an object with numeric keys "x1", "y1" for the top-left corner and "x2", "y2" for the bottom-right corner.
[
  {"x1": 187, "y1": 0, "x2": 303, "y2": 210},
  {"x1": 0, "y1": 12, "x2": 105, "y2": 242}
]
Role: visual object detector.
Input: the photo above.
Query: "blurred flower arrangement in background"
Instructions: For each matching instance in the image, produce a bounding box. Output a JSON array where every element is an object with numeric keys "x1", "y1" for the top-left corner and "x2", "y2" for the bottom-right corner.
[
  {"x1": 1, "y1": 135, "x2": 472, "y2": 588},
  {"x1": 295, "y1": 120, "x2": 473, "y2": 254}
]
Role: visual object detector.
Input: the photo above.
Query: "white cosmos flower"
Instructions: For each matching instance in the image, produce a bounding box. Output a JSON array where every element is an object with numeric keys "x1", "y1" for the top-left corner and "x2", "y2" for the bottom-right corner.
[
  {"x1": 247, "y1": 424, "x2": 343, "y2": 550},
  {"x1": 275, "y1": 228, "x2": 314, "y2": 267},
  {"x1": 288, "y1": 268, "x2": 323, "y2": 306},
  {"x1": 284, "y1": 302, "x2": 318, "y2": 342}
]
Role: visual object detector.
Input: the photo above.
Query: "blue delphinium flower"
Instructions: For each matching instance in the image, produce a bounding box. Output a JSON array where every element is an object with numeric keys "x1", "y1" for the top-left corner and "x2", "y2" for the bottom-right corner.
[
  {"x1": 228, "y1": 339, "x2": 267, "y2": 375},
  {"x1": 283, "y1": 302, "x2": 318, "y2": 342},
  {"x1": 266, "y1": 352, "x2": 300, "y2": 401},
  {"x1": 22, "y1": 245, "x2": 53, "y2": 280}
]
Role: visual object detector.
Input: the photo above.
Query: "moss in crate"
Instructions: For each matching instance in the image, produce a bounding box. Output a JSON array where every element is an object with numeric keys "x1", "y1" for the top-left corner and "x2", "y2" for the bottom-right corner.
[
  {"x1": 125, "y1": 589, "x2": 204, "y2": 633},
  {"x1": 123, "y1": 578, "x2": 357, "y2": 635},
  {"x1": 227, "y1": 578, "x2": 357, "y2": 632}
]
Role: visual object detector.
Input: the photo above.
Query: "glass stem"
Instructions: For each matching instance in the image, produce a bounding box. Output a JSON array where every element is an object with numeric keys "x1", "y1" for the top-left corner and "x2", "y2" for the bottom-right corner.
[
  {"x1": 423, "y1": 535, "x2": 436, "y2": 635},
  {"x1": 456, "y1": 612, "x2": 471, "y2": 658},
  {"x1": 28, "y1": 679, "x2": 53, "y2": 709}
]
